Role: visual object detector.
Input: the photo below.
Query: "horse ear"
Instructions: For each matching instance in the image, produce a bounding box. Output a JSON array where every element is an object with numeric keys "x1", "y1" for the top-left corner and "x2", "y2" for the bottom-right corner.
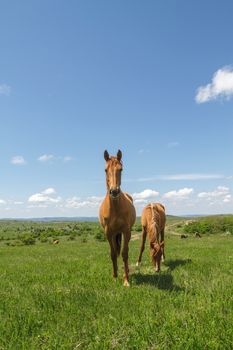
[
  {"x1": 117, "y1": 149, "x2": 122, "y2": 161},
  {"x1": 104, "y1": 150, "x2": 109, "y2": 161}
]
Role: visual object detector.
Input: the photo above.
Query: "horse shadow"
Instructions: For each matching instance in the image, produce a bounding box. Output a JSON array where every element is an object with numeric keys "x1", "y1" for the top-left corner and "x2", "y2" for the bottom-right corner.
[
  {"x1": 164, "y1": 258, "x2": 192, "y2": 271},
  {"x1": 132, "y1": 271, "x2": 184, "y2": 292},
  {"x1": 131, "y1": 259, "x2": 191, "y2": 291}
]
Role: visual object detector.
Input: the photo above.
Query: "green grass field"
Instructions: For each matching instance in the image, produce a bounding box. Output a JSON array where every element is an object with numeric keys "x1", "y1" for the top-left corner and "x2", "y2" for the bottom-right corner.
[{"x1": 0, "y1": 219, "x2": 233, "y2": 349}]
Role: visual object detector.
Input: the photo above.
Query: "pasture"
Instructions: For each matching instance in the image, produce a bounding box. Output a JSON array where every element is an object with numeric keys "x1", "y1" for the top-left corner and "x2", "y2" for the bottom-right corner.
[{"x1": 0, "y1": 217, "x2": 233, "y2": 349}]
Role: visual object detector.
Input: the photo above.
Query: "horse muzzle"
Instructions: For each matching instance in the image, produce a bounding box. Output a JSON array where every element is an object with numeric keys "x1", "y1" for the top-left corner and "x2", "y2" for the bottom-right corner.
[{"x1": 109, "y1": 188, "x2": 121, "y2": 199}]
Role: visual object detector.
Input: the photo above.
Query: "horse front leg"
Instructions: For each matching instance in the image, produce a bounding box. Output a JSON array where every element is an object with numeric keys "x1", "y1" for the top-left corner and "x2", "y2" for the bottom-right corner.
[
  {"x1": 107, "y1": 237, "x2": 118, "y2": 280},
  {"x1": 136, "y1": 226, "x2": 147, "y2": 267},
  {"x1": 122, "y1": 231, "x2": 131, "y2": 287}
]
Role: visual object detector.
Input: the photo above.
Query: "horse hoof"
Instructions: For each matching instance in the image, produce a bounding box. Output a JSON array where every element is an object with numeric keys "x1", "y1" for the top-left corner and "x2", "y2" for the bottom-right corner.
[
  {"x1": 136, "y1": 261, "x2": 140, "y2": 267},
  {"x1": 124, "y1": 280, "x2": 130, "y2": 287}
]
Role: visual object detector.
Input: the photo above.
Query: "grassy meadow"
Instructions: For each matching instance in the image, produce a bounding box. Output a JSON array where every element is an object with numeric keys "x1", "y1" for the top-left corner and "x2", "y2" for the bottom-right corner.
[{"x1": 0, "y1": 216, "x2": 233, "y2": 349}]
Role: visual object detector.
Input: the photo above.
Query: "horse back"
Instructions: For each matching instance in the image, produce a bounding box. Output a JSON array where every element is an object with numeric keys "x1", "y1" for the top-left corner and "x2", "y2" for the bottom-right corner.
[{"x1": 141, "y1": 202, "x2": 166, "y2": 230}]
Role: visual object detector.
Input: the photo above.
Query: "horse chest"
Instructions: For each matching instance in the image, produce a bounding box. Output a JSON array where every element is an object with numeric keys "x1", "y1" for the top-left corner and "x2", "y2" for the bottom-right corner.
[{"x1": 104, "y1": 216, "x2": 126, "y2": 233}]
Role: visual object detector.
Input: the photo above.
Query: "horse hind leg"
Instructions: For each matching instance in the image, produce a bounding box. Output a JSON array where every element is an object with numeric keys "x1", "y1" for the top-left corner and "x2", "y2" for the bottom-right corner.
[
  {"x1": 136, "y1": 226, "x2": 147, "y2": 267},
  {"x1": 161, "y1": 228, "x2": 165, "y2": 262}
]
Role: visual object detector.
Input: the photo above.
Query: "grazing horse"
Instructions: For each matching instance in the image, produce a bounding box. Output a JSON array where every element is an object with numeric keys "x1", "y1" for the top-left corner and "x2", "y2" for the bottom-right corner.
[
  {"x1": 136, "y1": 203, "x2": 166, "y2": 272},
  {"x1": 99, "y1": 150, "x2": 136, "y2": 286}
]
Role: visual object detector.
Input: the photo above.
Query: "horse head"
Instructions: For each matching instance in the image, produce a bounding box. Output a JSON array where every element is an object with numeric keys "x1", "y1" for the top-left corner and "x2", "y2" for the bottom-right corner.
[
  {"x1": 150, "y1": 241, "x2": 164, "y2": 271},
  {"x1": 104, "y1": 150, "x2": 123, "y2": 199}
]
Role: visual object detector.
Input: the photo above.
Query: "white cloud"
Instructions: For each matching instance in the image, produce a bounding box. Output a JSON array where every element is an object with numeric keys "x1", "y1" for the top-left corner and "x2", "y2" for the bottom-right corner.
[
  {"x1": 133, "y1": 189, "x2": 159, "y2": 200},
  {"x1": 223, "y1": 195, "x2": 232, "y2": 203},
  {"x1": 13, "y1": 201, "x2": 24, "y2": 205},
  {"x1": 65, "y1": 197, "x2": 81, "y2": 209},
  {"x1": 195, "y1": 66, "x2": 233, "y2": 103},
  {"x1": 133, "y1": 199, "x2": 148, "y2": 205},
  {"x1": 38, "y1": 154, "x2": 55, "y2": 162},
  {"x1": 28, "y1": 204, "x2": 49, "y2": 209},
  {"x1": 0, "y1": 199, "x2": 6, "y2": 205},
  {"x1": 198, "y1": 186, "x2": 231, "y2": 204},
  {"x1": 163, "y1": 187, "x2": 193, "y2": 199},
  {"x1": 28, "y1": 188, "x2": 61, "y2": 205},
  {"x1": 65, "y1": 196, "x2": 103, "y2": 209},
  {"x1": 38, "y1": 154, "x2": 73, "y2": 162},
  {"x1": 0, "y1": 84, "x2": 11, "y2": 96},
  {"x1": 42, "y1": 188, "x2": 56, "y2": 195},
  {"x1": 11, "y1": 156, "x2": 26, "y2": 165}
]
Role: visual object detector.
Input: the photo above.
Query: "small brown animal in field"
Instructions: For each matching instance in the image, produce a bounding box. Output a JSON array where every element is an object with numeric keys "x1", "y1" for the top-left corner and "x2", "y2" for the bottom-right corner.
[
  {"x1": 180, "y1": 234, "x2": 188, "y2": 239},
  {"x1": 53, "y1": 239, "x2": 59, "y2": 244},
  {"x1": 194, "y1": 232, "x2": 201, "y2": 238},
  {"x1": 136, "y1": 203, "x2": 166, "y2": 272}
]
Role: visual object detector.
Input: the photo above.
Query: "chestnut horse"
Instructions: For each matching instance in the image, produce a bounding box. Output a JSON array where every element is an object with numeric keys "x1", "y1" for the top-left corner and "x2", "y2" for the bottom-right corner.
[
  {"x1": 136, "y1": 203, "x2": 166, "y2": 272},
  {"x1": 99, "y1": 150, "x2": 136, "y2": 286}
]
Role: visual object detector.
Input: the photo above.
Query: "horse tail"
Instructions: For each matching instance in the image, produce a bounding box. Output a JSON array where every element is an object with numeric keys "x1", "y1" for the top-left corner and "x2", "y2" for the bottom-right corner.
[{"x1": 115, "y1": 233, "x2": 122, "y2": 256}]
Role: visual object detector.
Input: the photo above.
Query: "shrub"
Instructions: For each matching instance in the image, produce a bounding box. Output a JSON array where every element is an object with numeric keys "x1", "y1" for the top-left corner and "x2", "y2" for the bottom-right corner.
[
  {"x1": 133, "y1": 224, "x2": 142, "y2": 232},
  {"x1": 11, "y1": 240, "x2": 24, "y2": 247},
  {"x1": 67, "y1": 235, "x2": 76, "y2": 241},
  {"x1": 39, "y1": 234, "x2": 48, "y2": 243},
  {"x1": 94, "y1": 231, "x2": 106, "y2": 241},
  {"x1": 183, "y1": 216, "x2": 233, "y2": 235},
  {"x1": 20, "y1": 233, "x2": 36, "y2": 245}
]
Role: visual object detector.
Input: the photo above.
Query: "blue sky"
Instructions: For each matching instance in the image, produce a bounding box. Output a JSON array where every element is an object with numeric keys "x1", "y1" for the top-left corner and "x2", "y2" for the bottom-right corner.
[{"x1": 0, "y1": 0, "x2": 233, "y2": 218}]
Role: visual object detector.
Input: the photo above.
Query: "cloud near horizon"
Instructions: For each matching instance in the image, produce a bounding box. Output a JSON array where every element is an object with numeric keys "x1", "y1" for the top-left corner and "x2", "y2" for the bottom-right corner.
[
  {"x1": 195, "y1": 66, "x2": 233, "y2": 103},
  {"x1": 163, "y1": 187, "x2": 194, "y2": 200},
  {"x1": 198, "y1": 186, "x2": 231, "y2": 204},
  {"x1": 28, "y1": 188, "x2": 61, "y2": 206},
  {"x1": 132, "y1": 189, "x2": 159, "y2": 206},
  {"x1": 1, "y1": 185, "x2": 231, "y2": 217},
  {"x1": 65, "y1": 196, "x2": 103, "y2": 209}
]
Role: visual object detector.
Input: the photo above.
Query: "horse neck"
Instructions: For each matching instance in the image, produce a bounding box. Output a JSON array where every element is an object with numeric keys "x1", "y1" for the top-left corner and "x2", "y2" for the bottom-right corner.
[{"x1": 106, "y1": 192, "x2": 123, "y2": 212}]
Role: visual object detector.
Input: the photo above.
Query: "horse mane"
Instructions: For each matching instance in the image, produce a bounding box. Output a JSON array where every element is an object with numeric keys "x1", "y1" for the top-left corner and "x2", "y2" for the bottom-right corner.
[{"x1": 150, "y1": 203, "x2": 160, "y2": 224}]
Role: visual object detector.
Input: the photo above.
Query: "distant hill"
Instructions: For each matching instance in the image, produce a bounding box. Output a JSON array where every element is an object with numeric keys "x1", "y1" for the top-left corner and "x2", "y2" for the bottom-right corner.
[
  {"x1": 1, "y1": 215, "x2": 186, "y2": 223},
  {"x1": 0, "y1": 214, "x2": 231, "y2": 223}
]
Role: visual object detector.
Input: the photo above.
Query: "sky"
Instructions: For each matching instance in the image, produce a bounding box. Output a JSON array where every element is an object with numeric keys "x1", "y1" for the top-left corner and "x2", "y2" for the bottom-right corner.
[{"x1": 0, "y1": 0, "x2": 233, "y2": 218}]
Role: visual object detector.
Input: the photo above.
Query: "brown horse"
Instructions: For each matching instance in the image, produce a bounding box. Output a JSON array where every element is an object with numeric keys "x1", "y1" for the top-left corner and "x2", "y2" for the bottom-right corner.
[
  {"x1": 136, "y1": 203, "x2": 166, "y2": 272},
  {"x1": 99, "y1": 150, "x2": 136, "y2": 286}
]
